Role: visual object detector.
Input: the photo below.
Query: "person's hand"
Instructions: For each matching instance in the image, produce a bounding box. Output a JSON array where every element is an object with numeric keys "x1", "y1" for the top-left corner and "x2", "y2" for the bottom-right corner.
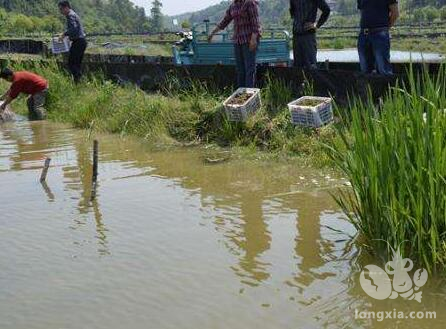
[
  {"x1": 208, "y1": 33, "x2": 215, "y2": 43},
  {"x1": 58, "y1": 33, "x2": 65, "y2": 42},
  {"x1": 249, "y1": 35, "x2": 257, "y2": 52},
  {"x1": 304, "y1": 22, "x2": 316, "y2": 31}
]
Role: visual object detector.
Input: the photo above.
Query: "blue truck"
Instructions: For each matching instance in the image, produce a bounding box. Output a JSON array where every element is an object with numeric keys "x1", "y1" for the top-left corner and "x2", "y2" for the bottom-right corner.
[{"x1": 173, "y1": 21, "x2": 291, "y2": 67}]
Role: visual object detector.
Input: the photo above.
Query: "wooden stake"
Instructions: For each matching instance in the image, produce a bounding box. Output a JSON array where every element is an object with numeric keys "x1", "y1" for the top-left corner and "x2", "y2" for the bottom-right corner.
[
  {"x1": 39, "y1": 157, "x2": 51, "y2": 183},
  {"x1": 91, "y1": 140, "x2": 99, "y2": 201},
  {"x1": 92, "y1": 140, "x2": 99, "y2": 184}
]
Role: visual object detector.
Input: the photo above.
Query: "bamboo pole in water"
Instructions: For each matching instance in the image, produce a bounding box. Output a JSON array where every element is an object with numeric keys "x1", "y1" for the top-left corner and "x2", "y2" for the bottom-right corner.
[
  {"x1": 39, "y1": 158, "x2": 51, "y2": 183},
  {"x1": 91, "y1": 140, "x2": 99, "y2": 201}
]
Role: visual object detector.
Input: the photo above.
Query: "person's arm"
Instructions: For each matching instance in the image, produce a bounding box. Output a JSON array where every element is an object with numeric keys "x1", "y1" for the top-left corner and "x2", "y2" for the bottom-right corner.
[
  {"x1": 209, "y1": 6, "x2": 233, "y2": 41},
  {"x1": 247, "y1": 0, "x2": 261, "y2": 51},
  {"x1": 0, "y1": 94, "x2": 13, "y2": 112},
  {"x1": 304, "y1": 0, "x2": 331, "y2": 31},
  {"x1": 389, "y1": 1, "x2": 399, "y2": 27},
  {"x1": 1, "y1": 82, "x2": 20, "y2": 112},
  {"x1": 316, "y1": 0, "x2": 331, "y2": 28}
]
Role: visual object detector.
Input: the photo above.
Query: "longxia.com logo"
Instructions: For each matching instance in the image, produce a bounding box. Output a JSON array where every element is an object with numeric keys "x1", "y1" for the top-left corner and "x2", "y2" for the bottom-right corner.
[
  {"x1": 355, "y1": 309, "x2": 436, "y2": 321},
  {"x1": 359, "y1": 243, "x2": 428, "y2": 302}
]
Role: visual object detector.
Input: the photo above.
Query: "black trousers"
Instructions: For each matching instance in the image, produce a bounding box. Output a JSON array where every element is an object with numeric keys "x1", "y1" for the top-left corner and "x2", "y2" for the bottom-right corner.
[
  {"x1": 68, "y1": 38, "x2": 87, "y2": 82},
  {"x1": 293, "y1": 32, "x2": 317, "y2": 70}
]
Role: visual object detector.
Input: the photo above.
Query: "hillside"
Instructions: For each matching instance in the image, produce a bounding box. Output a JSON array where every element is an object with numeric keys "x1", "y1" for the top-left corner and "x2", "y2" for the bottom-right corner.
[
  {"x1": 172, "y1": 0, "x2": 446, "y2": 29},
  {"x1": 173, "y1": 0, "x2": 290, "y2": 28},
  {"x1": 0, "y1": 0, "x2": 149, "y2": 34},
  {"x1": 172, "y1": 0, "x2": 339, "y2": 28}
]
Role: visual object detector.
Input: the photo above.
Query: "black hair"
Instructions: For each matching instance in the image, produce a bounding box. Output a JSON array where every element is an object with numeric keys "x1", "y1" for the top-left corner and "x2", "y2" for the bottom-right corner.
[
  {"x1": 58, "y1": 1, "x2": 71, "y2": 8},
  {"x1": 0, "y1": 68, "x2": 13, "y2": 79}
]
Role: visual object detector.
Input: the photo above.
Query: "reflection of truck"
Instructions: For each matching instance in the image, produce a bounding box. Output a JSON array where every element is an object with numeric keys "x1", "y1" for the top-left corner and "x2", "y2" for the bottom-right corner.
[{"x1": 173, "y1": 21, "x2": 291, "y2": 66}]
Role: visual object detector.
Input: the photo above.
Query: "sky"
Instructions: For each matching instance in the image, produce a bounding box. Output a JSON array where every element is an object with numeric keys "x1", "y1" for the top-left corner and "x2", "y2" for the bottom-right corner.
[{"x1": 131, "y1": 0, "x2": 223, "y2": 16}]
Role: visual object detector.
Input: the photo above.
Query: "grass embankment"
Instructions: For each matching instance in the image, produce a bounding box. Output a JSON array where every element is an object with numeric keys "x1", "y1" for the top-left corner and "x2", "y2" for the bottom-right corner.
[
  {"x1": 328, "y1": 69, "x2": 446, "y2": 273},
  {"x1": 0, "y1": 62, "x2": 341, "y2": 166}
]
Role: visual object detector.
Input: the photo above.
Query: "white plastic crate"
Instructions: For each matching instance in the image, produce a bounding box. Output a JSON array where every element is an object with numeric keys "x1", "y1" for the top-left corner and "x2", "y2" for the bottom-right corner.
[
  {"x1": 51, "y1": 37, "x2": 70, "y2": 54},
  {"x1": 223, "y1": 88, "x2": 261, "y2": 122},
  {"x1": 288, "y1": 96, "x2": 333, "y2": 128}
]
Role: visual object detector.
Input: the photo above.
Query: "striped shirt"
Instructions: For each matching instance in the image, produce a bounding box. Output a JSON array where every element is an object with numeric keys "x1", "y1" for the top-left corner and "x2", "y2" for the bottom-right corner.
[
  {"x1": 217, "y1": 0, "x2": 261, "y2": 45},
  {"x1": 64, "y1": 9, "x2": 86, "y2": 40},
  {"x1": 290, "y1": 0, "x2": 331, "y2": 34}
]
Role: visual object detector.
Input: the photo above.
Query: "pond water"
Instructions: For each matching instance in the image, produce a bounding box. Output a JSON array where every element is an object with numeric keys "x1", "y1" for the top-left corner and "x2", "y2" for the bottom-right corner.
[
  {"x1": 1, "y1": 120, "x2": 445, "y2": 329},
  {"x1": 314, "y1": 48, "x2": 445, "y2": 63}
]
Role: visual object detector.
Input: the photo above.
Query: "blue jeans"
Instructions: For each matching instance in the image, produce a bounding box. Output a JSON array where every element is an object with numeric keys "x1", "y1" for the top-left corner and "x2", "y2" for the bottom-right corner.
[
  {"x1": 358, "y1": 30, "x2": 392, "y2": 75},
  {"x1": 234, "y1": 43, "x2": 257, "y2": 88}
]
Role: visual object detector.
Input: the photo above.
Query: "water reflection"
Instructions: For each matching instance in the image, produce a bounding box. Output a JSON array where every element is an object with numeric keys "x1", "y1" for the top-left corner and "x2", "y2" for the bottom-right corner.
[
  {"x1": 68, "y1": 131, "x2": 109, "y2": 255},
  {"x1": 0, "y1": 120, "x2": 349, "y2": 284},
  {"x1": 91, "y1": 194, "x2": 109, "y2": 256},
  {"x1": 4, "y1": 120, "x2": 445, "y2": 328},
  {"x1": 40, "y1": 181, "x2": 55, "y2": 202},
  {"x1": 232, "y1": 194, "x2": 271, "y2": 286},
  {"x1": 0, "y1": 120, "x2": 109, "y2": 255},
  {"x1": 2, "y1": 120, "x2": 50, "y2": 171},
  {"x1": 289, "y1": 196, "x2": 337, "y2": 292}
]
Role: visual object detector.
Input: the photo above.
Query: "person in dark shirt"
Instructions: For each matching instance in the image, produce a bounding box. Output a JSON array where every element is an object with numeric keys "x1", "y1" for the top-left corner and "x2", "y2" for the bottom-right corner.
[
  {"x1": 290, "y1": 0, "x2": 331, "y2": 69},
  {"x1": 58, "y1": 1, "x2": 87, "y2": 83},
  {"x1": 357, "y1": 0, "x2": 399, "y2": 75},
  {"x1": 0, "y1": 68, "x2": 49, "y2": 120}
]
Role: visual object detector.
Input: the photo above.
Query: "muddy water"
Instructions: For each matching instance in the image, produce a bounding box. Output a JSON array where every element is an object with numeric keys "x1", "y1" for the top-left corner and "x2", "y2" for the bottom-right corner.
[{"x1": 0, "y1": 120, "x2": 445, "y2": 329}]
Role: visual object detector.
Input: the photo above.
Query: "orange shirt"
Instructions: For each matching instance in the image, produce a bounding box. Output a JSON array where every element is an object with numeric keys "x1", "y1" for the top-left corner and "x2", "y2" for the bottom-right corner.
[{"x1": 8, "y1": 71, "x2": 48, "y2": 99}]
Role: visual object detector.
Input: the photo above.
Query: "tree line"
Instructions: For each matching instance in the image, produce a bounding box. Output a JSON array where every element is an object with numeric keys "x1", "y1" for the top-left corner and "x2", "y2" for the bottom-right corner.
[{"x1": 0, "y1": 0, "x2": 166, "y2": 36}]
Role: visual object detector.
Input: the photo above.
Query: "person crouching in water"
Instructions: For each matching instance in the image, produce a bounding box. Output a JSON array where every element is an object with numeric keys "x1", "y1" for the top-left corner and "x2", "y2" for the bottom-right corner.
[
  {"x1": 208, "y1": 0, "x2": 261, "y2": 88},
  {"x1": 0, "y1": 68, "x2": 49, "y2": 120}
]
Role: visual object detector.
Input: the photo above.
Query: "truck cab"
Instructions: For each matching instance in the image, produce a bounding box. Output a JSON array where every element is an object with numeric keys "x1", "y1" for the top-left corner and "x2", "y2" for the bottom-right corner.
[{"x1": 173, "y1": 21, "x2": 291, "y2": 67}]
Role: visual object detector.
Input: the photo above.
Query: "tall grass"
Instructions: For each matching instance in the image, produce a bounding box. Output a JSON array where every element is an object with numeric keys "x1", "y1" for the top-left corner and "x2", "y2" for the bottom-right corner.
[
  {"x1": 0, "y1": 61, "x2": 337, "y2": 166},
  {"x1": 327, "y1": 68, "x2": 446, "y2": 272},
  {"x1": 262, "y1": 73, "x2": 293, "y2": 115}
]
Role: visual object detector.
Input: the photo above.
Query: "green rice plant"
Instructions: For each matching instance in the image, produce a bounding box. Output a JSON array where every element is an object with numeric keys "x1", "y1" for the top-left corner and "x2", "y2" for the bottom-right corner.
[
  {"x1": 262, "y1": 73, "x2": 293, "y2": 115},
  {"x1": 326, "y1": 68, "x2": 446, "y2": 272}
]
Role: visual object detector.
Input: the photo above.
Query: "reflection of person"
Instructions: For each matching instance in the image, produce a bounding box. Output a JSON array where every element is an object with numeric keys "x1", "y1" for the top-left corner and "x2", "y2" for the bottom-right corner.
[
  {"x1": 208, "y1": 0, "x2": 261, "y2": 88},
  {"x1": 290, "y1": 0, "x2": 331, "y2": 69},
  {"x1": 237, "y1": 196, "x2": 271, "y2": 283},
  {"x1": 357, "y1": 0, "x2": 399, "y2": 75},
  {"x1": 58, "y1": 1, "x2": 87, "y2": 83},
  {"x1": 0, "y1": 68, "x2": 48, "y2": 120}
]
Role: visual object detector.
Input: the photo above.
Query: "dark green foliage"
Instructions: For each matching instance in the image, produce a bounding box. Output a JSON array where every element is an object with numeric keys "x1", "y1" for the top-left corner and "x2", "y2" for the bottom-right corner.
[
  {"x1": 327, "y1": 68, "x2": 446, "y2": 272},
  {"x1": 0, "y1": 0, "x2": 150, "y2": 34},
  {"x1": 150, "y1": 0, "x2": 163, "y2": 33}
]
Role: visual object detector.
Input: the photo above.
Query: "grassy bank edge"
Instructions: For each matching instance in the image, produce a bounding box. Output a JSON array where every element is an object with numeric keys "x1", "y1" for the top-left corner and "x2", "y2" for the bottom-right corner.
[{"x1": 0, "y1": 61, "x2": 345, "y2": 168}]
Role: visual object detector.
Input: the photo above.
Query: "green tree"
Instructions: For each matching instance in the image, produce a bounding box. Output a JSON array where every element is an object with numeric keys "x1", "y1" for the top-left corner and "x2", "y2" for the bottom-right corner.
[
  {"x1": 413, "y1": 7, "x2": 425, "y2": 21},
  {"x1": 440, "y1": 6, "x2": 446, "y2": 20},
  {"x1": 150, "y1": 0, "x2": 163, "y2": 33},
  {"x1": 0, "y1": 0, "x2": 149, "y2": 34},
  {"x1": 41, "y1": 15, "x2": 63, "y2": 33},
  {"x1": 12, "y1": 14, "x2": 34, "y2": 34},
  {"x1": 423, "y1": 5, "x2": 439, "y2": 21},
  {"x1": 181, "y1": 20, "x2": 191, "y2": 29}
]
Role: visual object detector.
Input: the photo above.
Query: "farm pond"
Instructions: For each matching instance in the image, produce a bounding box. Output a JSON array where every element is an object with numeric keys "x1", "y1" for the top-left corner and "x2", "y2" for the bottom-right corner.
[{"x1": 1, "y1": 119, "x2": 445, "y2": 329}]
